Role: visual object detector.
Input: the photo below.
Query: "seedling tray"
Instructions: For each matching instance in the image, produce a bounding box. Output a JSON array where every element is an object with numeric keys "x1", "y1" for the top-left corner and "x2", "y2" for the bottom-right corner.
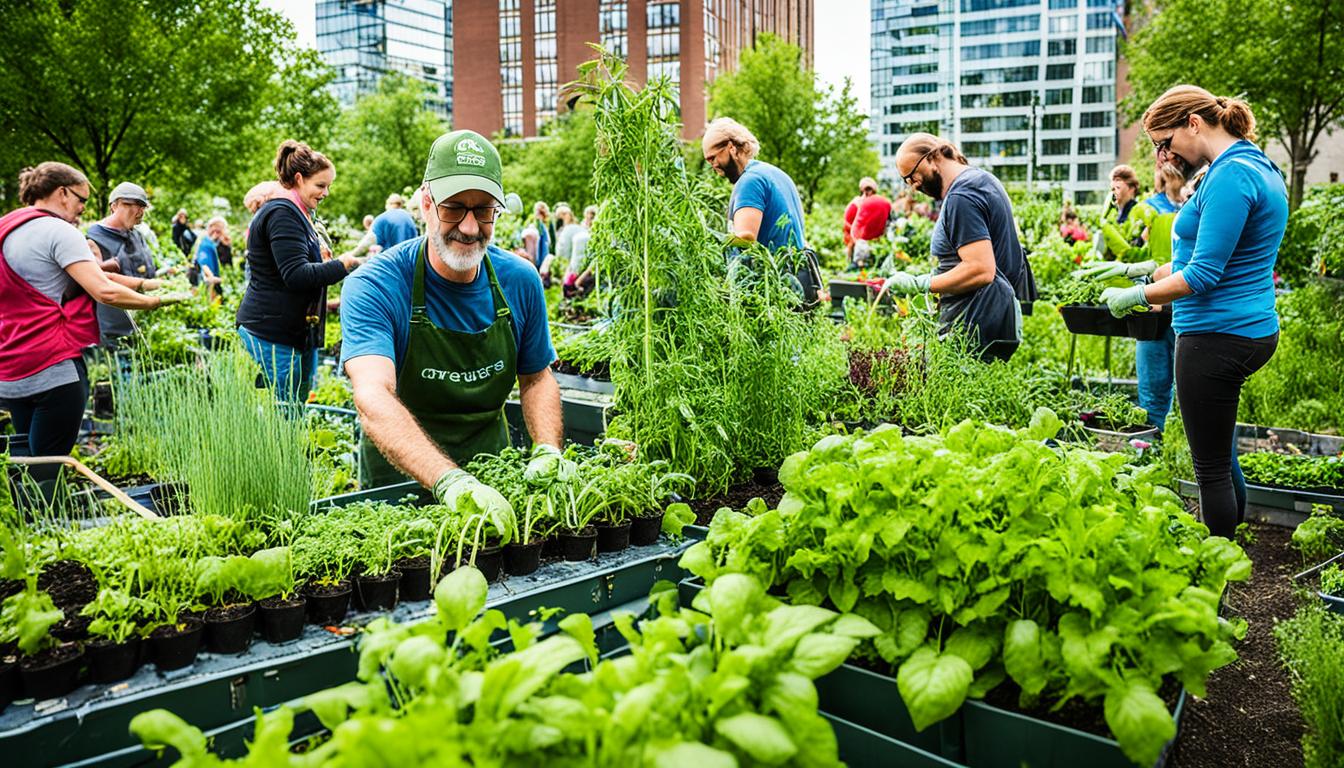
[
  {"x1": 1059, "y1": 305, "x2": 1129, "y2": 337},
  {"x1": 0, "y1": 541, "x2": 692, "y2": 766},
  {"x1": 552, "y1": 371, "x2": 615, "y2": 396}
]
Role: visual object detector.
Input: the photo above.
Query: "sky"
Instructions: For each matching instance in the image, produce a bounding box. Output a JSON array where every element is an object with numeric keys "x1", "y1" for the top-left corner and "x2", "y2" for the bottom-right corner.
[{"x1": 263, "y1": 0, "x2": 871, "y2": 115}]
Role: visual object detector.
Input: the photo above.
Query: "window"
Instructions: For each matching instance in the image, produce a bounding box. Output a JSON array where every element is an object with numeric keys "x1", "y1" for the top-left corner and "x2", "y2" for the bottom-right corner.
[
  {"x1": 1080, "y1": 110, "x2": 1113, "y2": 128},
  {"x1": 1036, "y1": 163, "x2": 1071, "y2": 181},
  {"x1": 1048, "y1": 39, "x2": 1076, "y2": 56},
  {"x1": 1049, "y1": 15, "x2": 1078, "y2": 34},
  {"x1": 889, "y1": 101, "x2": 940, "y2": 115},
  {"x1": 1077, "y1": 163, "x2": 1101, "y2": 181},
  {"x1": 1049, "y1": 0, "x2": 1078, "y2": 6},
  {"x1": 892, "y1": 82, "x2": 939, "y2": 96},
  {"x1": 647, "y1": 1, "x2": 678, "y2": 27},
  {"x1": 962, "y1": 115, "x2": 1030, "y2": 133},
  {"x1": 962, "y1": 140, "x2": 1026, "y2": 157},
  {"x1": 1087, "y1": 11, "x2": 1115, "y2": 29},
  {"x1": 961, "y1": 15, "x2": 1040, "y2": 36},
  {"x1": 992, "y1": 164, "x2": 1028, "y2": 182},
  {"x1": 498, "y1": 0, "x2": 523, "y2": 136},
  {"x1": 961, "y1": 41, "x2": 1040, "y2": 61},
  {"x1": 1078, "y1": 136, "x2": 1113, "y2": 154},
  {"x1": 533, "y1": 0, "x2": 558, "y2": 133},
  {"x1": 1046, "y1": 63, "x2": 1075, "y2": 80},
  {"x1": 1083, "y1": 60, "x2": 1115, "y2": 81},
  {"x1": 962, "y1": 0, "x2": 1037, "y2": 11},
  {"x1": 894, "y1": 62, "x2": 938, "y2": 77},
  {"x1": 1082, "y1": 85, "x2": 1114, "y2": 104},
  {"x1": 1086, "y1": 35, "x2": 1115, "y2": 53},
  {"x1": 961, "y1": 65, "x2": 1038, "y2": 85},
  {"x1": 1042, "y1": 138, "x2": 1071, "y2": 155},
  {"x1": 962, "y1": 91, "x2": 1033, "y2": 109},
  {"x1": 647, "y1": 1, "x2": 680, "y2": 88},
  {"x1": 1045, "y1": 88, "x2": 1073, "y2": 106},
  {"x1": 1043, "y1": 113, "x2": 1072, "y2": 130},
  {"x1": 599, "y1": 1, "x2": 627, "y2": 58},
  {"x1": 897, "y1": 119, "x2": 940, "y2": 134}
]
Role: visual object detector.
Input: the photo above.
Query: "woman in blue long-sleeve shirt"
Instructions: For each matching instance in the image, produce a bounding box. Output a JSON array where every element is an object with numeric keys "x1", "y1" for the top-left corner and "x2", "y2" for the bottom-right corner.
[{"x1": 1102, "y1": 85, "x2": 1287, "y2": 539}]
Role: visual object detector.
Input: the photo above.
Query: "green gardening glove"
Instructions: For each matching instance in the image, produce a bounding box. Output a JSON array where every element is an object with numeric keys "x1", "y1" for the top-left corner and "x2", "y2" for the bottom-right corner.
[
  {"x1": 1100, "y1": 284, "x2": 1150, "y2": 318},
  {"x1": 1072, "y1": 260, "x2": 1157, "y2": 280},
  {"x1": 434, "y1": 469, "x2": 514, "y2": 517},
  {"x1": 885, "y1": 272, "x2": 932, "y2": 295},
  {"x1": 524, "y1": 444, "x2": 577, "y2": 485}
]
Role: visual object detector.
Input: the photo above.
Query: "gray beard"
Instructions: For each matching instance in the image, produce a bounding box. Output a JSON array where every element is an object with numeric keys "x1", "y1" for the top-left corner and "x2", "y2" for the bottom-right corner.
[{"x1": 434, "y1": 231, "x2": 487, "y2": 273}]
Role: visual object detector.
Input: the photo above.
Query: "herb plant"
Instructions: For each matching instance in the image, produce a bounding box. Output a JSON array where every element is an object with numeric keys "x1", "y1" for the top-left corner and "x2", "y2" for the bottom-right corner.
[{"x1": 1274, "y1": 602, "x2": 1344, "y2": 768}]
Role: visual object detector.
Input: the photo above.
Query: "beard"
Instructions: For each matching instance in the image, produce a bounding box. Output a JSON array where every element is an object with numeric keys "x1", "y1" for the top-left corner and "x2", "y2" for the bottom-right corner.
[
  {"x1": 918, "y1": 168, "x2": 944, "y2": 200},
  {"x1": 724, "y1": 156, "x2": 744, "y2": 184},
  {"x1": 434, "y1": 226, "x2": 489, "y2": 272}
]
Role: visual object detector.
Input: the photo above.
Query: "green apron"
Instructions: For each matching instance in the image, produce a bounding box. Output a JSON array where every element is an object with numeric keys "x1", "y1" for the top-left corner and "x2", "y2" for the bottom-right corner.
[{"x1": 359, "y1": 243, "x2": 518, "y2": 487}]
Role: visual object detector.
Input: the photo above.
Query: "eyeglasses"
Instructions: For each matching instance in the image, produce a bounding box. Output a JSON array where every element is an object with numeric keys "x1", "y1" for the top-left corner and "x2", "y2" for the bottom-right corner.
[
  {"x1": 902, "y1": 147, "x2": 937, "y2": 187},
  {"x1": 64, "y1": 186, "x2": 89, "y2": 204},
  {"x1": 437, "y1": 203, "x2": 501, "y2": 224},
  {"x1": 1152, "y1": 134, "x2": 1174, "y2": 155}
]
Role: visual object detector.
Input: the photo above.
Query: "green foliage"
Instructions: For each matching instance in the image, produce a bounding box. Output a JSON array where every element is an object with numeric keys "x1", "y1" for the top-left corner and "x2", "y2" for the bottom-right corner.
[
  {"x1": 683, "y1": 415, "x2": 1250, "y2": 765},
  {"x1": 0, "y1": 0, "x2": 336, "y2": 216},
  {"x1": 131, "y1": 571, "x2": 870, "y2": 766},
  {"x1": 81, "y1": 587, "x2": 156, "y2": 644},
  {"x1": 325, "y1": 74, "x2": 449, "y2": 222},
  {"x1": 1292, "y1": 505, "x2": 1344, "y2": 563},
  {"x1": 1275, "y1": 602, "x2": 1344, "y2": 768},
  {"x1": 497, "y1": 108, "x2": 600, "y2": 213},
  {"x1": 1320, "y1": 564, "x2": 1344, "y2": 597},
  {"x1": 195, "y1": 548, "x2": 295, "y2": 604},
  {"x1": 0, "y1": 588, "x2": 63, "y2": 656},
  {"x1": 1279, "y1": 185, "x2": 1344, "y2": 281},
  {"x1": 1239, "y1": 282, "x2": 1344, "y2": 433},
  {"x1": 707, "y1": 34, "x2": 877, "y2": 213},
  {"x1": 1239, "y1": 452, "x2": 1344, "y2": 491}
]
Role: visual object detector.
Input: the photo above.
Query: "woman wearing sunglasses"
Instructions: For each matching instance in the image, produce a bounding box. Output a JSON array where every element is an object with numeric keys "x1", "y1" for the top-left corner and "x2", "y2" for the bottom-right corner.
[
  {"x1": 1102, "y1": 85, "x2": 1288, "y2": 540},
  {"x1": 237, "y1": 140, "x2": 365, "y2": 403}
]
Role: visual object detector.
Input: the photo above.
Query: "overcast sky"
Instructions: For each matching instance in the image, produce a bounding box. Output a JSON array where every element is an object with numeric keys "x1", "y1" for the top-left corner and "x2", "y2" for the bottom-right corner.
[{"x1": 263, "y1": 0, "x2": 871, "y2": 116}]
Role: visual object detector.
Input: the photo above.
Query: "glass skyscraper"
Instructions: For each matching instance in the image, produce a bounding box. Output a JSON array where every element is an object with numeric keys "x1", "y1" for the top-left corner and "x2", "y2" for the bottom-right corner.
[
  {"x1": 872, "y1": 0, "x2": 1122, "y2": 202},
  {"x1": 317, "y1": 0, "x2": 453, "y2": 119}
]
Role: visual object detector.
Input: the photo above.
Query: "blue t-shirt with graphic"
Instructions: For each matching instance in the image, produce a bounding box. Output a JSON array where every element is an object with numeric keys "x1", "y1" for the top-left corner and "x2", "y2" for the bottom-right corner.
[
  {"x1": 729, "y1": 159, "x2": 807, "y2": 252},
  {"x1": 339, "y1": 237, "x2": 556, "y2": 376}
]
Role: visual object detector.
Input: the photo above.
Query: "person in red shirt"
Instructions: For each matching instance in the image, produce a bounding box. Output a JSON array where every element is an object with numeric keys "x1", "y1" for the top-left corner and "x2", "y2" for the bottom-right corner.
[{"x1": 845, "y1": 177, "x2": 892, "y2": 268}]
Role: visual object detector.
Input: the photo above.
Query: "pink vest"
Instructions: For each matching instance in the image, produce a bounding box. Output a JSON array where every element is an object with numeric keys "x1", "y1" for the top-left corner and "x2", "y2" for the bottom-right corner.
[{"x1": 0, "y1": 207, "x2": 100, "y2": 381}]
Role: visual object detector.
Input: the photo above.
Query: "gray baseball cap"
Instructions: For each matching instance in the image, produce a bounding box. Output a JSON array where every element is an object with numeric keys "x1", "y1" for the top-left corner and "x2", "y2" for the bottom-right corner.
[{"x1": 108, "y1": 182, "x2": 151, "y2": 208}]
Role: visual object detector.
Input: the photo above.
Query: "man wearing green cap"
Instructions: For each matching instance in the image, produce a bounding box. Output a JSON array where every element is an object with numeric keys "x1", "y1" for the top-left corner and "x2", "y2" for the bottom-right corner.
[{"x1": 340, "y1": 130, "x2": 569, "y2": 513}]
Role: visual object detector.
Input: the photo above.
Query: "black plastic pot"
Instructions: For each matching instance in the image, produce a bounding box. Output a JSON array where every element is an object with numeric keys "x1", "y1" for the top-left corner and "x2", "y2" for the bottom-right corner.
[
  {"x1": 19, "y1": 644, "x2": 85, "y2": 700},
  {"x1": 630, "y1": 512, "x2": 664, "y2": 546},
  {"x1": 204, "y1": 604, "x2": 257, "y2": 655},
  {"x1": 353, "y1": 570, "x2": 402, "y2": 612},
  {"x1": 560, "y1": 527, "x2": 598, "y2": 561},
  {"x1": 258, "y1": 596, "x2": 306, "y2": 644},
  {"x1": 596, "y1": 521, "x2": 632, "y2": 553},
  {"x1": 396, "y1": 558, "x2": 432, "y2": 602},
  {"x1": 540, "y1": 535, "x2": 560, "y2": 560},
  {"x1": 504, "y1": 539, "x2": 544, "y2": 576},
  {"x1": 473, "y1": 546, "x2": 504, "y2": 582},
  {"x1": 303, "y1": 582, "x2": 352, "y2": 626},
  {"x1": 149, "y1": 618, "x2": 204, "y2": 671},
  {"x1": 0, "y1": 659, "x2": 19, "y2": 711},
  {"x1": 1126, "y1": 308, "x2": 1173, "y2": 341},
  {"x1": 752, "y1": 466, "x2": 780, "y2": 485},
  {"x1": 87, "y1": 637, "x2": 141, "y2": 684},
  {"x1": 92, "y1": 381, "x2": 115, "y2": 419}
]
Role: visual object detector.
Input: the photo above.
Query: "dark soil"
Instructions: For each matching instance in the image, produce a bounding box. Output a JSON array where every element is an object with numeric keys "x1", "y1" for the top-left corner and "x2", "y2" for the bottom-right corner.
[
  {"x1": 19, "y1": 642, "x2": 81, "y2": 670},
  {"x1": 982, "y1": 678, "x2": 1183, "y2": 739},
  {"x1": 552, "y1": 358, "x2": 610, "y2": 381},
  {"x1": 258, "y1": 595, "x2": 305, "y2": 610},
  {"x1": 303, "y1": 580, "x2": 351, "y2": 598},
  {"x1": 204, "y1": 603, "x2": 255, "y2": 622},
  {"x1": 0, "y1": 579, "x2": 22, "y2": 602},
  {"x1": 37, "y1": 560, "x2": 97, "y2": 612},
  {"x1": 50, "y1": 614, "x2": 92, "y2": 642},
  {"x1": 149, "y1": 617, "x2": 203, "y2": 639},
  {"x1": 395, "y1": 555, "x2": 430, "y2": 570},
  {"x1": 1170, "y1": 522, "x2": 1305, "y2": 767},
  {"x1": 686, "y1": 478, "x2": 787, "y2": 526}
]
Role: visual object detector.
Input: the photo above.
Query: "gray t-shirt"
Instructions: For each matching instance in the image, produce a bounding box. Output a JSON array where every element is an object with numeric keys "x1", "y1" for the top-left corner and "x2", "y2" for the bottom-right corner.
[
  {"x1": 0, "y1": 215, "x2": 95, "y2": 398},
  {"x1": 88, "y1": 222, "x2": 157, "y2": 343}
]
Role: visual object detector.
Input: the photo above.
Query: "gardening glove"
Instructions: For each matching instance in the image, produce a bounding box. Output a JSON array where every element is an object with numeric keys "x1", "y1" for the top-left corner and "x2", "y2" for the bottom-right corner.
[
  {"x1": 885, "y1": 271, "x2": 932, "y2": 295},
  {"x1": 434, "y1": 469, "x2": 514, "y2": 517},
  {"x1": 524, "y1": 444, "x2": 577, "y2": 485},
  {"x1": 1072, "y1": 260, "x2": 1157, "y2": 281},
  {"x1": 155, "y1": 292, "x2": 194, "y2": 306},
  {"x1": 1100, "y1": 284, "x2": 1150, "y2": 318}
]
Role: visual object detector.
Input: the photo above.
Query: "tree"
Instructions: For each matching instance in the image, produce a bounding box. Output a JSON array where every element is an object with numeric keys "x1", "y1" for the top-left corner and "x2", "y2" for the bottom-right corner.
[
  {"x1": 707, "y1": 34, "x2": 877, "y2": 213},
  {"x1": 0, "y1": 0, "x2": 332, "y2": 216},
  {"x1": 497, "y1": 107, "x2": 599, "y2": 212},
  {"x1": 325, "y1": 75, "x2": 449, "y2": 222},
  {"x1": 1124, "y1": 0, "x2": 1344, "y2": 209}
]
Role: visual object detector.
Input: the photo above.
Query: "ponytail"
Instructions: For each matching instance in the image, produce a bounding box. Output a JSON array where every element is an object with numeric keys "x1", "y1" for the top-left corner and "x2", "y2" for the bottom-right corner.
[
  {"x1": 1143, "y1": 85, "x2": 1257, "y2": 142},
  {"x1": 274, "y1": 139, "x2": 333, "y2": 188},
  {"x1": 18, "y1": 162, "x2": 88, "y2": 205}
]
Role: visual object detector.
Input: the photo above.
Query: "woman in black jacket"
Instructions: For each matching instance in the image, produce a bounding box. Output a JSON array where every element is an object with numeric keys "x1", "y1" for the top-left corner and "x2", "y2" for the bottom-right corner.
[{"x1": 237, "y1": 140, "x2": 361, "y2": 402}]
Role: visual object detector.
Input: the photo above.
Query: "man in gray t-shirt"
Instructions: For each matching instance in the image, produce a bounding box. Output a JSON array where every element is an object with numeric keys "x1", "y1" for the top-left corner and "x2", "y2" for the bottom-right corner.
[{"x1": 88, "y1": 183, "x2": 159, "y2": 345}]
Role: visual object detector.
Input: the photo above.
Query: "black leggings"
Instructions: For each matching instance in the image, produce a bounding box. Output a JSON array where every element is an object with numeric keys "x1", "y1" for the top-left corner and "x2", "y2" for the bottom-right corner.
[
  {"x1": 0, "y1": 358, "x2": 88, "y2": 483},
  {"x1": 1174, "y1": 332, "x2": 1277, "y2": 539}
]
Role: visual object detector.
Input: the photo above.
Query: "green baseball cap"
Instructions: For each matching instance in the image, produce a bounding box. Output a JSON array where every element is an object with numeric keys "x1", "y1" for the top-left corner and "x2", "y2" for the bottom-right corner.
[{"x1": 423, "y1": 129, "x2": 505, "y2": 206}]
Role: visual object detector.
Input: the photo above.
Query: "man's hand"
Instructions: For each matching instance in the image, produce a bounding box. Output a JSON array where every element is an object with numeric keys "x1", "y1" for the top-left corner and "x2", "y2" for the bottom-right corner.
[
  {"x1": 885, "y1": 271, "x2": 932, "y2": 295},
  {"x1": 524, "y1": 444, "x2": 576, "y2": 485},
  {"x1": 434, "y1": 469, "x2": 514, "y2": 516},
  {"x1": 1100, "y1": 284, "x2": 1150, "y2": 318},
  {"x1": 1072, "y1": 260, "x2": 1157, "y2": 281}
]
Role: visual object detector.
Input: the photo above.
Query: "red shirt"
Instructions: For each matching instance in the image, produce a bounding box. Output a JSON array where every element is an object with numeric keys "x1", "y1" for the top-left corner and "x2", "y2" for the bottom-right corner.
[{"x1": 851, "y1": 194, "x2": 892, "y2": 241}]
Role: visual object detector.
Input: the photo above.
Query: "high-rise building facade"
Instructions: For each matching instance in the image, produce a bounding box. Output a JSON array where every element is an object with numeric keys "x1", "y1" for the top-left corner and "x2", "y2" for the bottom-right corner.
[
  {"x1": 453, "y1": 0, "x2": 813, "y2": 140},
  {"x1": 316, "y1": 0, "x2": 454, "y2": 119},
  {"x1": 871, "y1": 0, "x2": 1123, "y2": 202}
]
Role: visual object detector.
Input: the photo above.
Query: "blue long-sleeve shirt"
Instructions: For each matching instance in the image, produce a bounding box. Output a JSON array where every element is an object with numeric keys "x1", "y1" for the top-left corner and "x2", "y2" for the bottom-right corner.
[{"x1": 1170, "y1": 140, "x2": 1287, "y2": 337}]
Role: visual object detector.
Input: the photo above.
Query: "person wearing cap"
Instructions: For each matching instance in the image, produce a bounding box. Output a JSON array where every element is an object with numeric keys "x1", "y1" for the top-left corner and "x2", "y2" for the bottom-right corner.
[
  {"x1": 340, "y1": 130, "x2": 565, "y2": 513},
  {"x1": 237, "y1": 140, "x2": 363, "y2": 403},
  {"x1": 86, "y1": 182, "x2": 165, "y2": 346},
  {"x1": 372, "y1": 192, "x2": 419, "y2": 251},
  {"x1": 845, "y1": 177, "x2": 892, "y2": 269}
]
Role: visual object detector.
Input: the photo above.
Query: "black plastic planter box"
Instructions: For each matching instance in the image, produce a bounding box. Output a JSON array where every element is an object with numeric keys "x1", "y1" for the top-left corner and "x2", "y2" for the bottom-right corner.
[
  {"x1": 824, "y1": 712, "x2": 965, "y2": 768},
  {"x1": 1059, "y1": 305, "x2": 1130, "y2": 337},
  {"x1": 815, "y1": 661, "x2": 964, "y2": 762}
]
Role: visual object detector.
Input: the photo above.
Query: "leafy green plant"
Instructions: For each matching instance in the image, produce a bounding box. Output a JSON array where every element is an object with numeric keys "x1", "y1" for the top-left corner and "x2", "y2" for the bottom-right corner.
[
  {"x1": 1239, "y1": 282, "x2": 1344, "y2": 433},
  {"x1": 81, "y1": 586, "x2": 155, "y2": 645},
  {"x1": 196, "y1": 547, "x2": 295, "y2": 604},
  {"x1": 1275, "y1": 602, "x2": 1344, "y2": 768},
  {"x1": 1292, "y1": 505, "x2": 1344, "y2": 563},
  {"x1": 1240, "y1": 452, "x2": 1344, "y2": 491},
  {"x1": 1319, "y1": 564, "x2": 1344, "y2": 597},
  {"x1": 682, "y1": 410, "x2": 1250, "y2": 766}
]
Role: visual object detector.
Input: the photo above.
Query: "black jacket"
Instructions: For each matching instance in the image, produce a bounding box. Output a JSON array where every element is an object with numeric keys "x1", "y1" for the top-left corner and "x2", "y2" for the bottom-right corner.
[{"x1": 236, "y1": 198, "x2": 348, "y2": 350}]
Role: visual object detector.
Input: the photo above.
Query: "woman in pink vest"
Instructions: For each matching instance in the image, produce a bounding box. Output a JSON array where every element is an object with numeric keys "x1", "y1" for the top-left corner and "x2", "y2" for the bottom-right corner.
[{"x1": 0, "y1": 162, "x2": 182, "y2": 475}]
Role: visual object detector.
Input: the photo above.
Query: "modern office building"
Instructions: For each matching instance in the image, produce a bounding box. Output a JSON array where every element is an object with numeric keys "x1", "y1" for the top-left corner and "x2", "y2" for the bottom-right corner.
[
  {"x1": 316, "y1": 0, "x2": 454, "y2": 119},
  {"x1": 453, "y1": 0, "x2": 813, "y2": 140},
  {"x1": 871, "y1": 0, "x2": 1125, "y2": 202}
]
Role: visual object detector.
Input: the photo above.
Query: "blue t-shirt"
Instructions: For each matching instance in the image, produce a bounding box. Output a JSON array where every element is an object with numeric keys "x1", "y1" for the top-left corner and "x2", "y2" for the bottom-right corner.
[
  {"x1": 195, "y1": 237, "x2": 220, "y2": 276},
  {"x1": 371, "y1": 209, "x2": 419, "y2": 251},
  {"x1": 339, "y1": 237, "x2": 556, "y2": 376},
  {"x1": 536, "y1": 222, "x2": 550, "y2": 267},
  {"x1": 1143, "y1": 192, "x2": 1180, "y2": 215},
  {"x1": 1171, "y1": 140, "x2": 1287, "y2": 338},
  {"x1": 729, "y1": 159, "x2": 807, "y2": 251}
]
